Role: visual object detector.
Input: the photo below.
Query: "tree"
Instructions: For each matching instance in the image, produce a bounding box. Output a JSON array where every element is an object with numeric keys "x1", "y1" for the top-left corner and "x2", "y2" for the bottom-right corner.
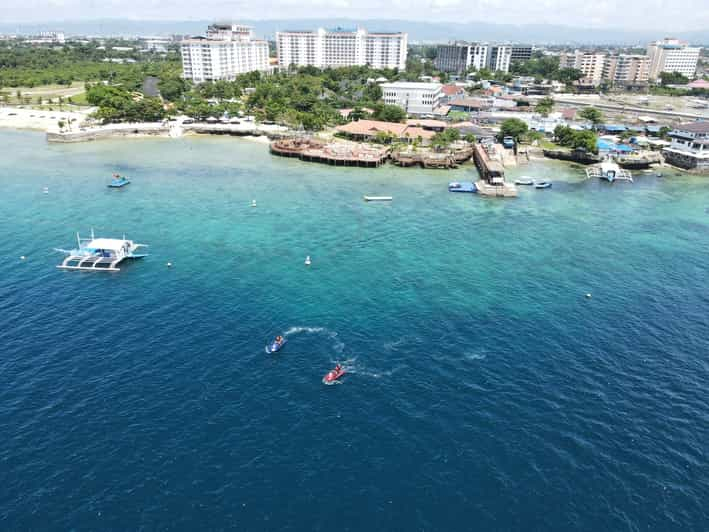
[
  {"x1": 372, "y1": 103, "x2": 406, "y2": 123},
  {"x1": 535, "y1": 96, "x2": 554, "y2": 117},
  {"x1": 499, "y1": 118, "x2": 528, "y2": 142},
  {"x1": 553, "y1": 125, "x2": 598, "y2": 154},
  {"x1": 659, "y1": 71, "x2": 689, "y2": 86},
  {"x1": 578, "y1": 107, "x2": 603, "y2": 126}
]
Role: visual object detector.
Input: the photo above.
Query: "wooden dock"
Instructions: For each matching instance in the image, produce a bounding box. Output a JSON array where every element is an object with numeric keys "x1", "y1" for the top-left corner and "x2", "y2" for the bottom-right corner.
[{"x1": 270, "y1": 138, "x2": 389, "y2": 167}]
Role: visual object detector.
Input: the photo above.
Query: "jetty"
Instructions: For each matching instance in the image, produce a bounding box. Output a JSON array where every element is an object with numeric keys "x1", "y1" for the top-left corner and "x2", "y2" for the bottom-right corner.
[
  {"x1": 472, "y1": 143, "x2": 517, "y2": 197},
  {"x1": 270, "y1": 138, "x2": 388, "y2": 167}
]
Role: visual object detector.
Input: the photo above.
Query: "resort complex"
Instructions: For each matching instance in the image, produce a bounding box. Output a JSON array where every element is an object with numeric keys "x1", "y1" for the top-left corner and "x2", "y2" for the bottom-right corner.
[
  {"x1": 180, "y1": 23, "x2": 270, "y2": 82},
  {"x1": 276, "y1": 27, "x2": 408, "y2": 70}
]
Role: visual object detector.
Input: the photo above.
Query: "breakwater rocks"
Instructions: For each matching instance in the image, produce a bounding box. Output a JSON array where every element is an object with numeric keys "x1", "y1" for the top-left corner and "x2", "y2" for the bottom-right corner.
[
  {"x1": 47, "y1": 123, "x2": 170, "y2": 143},
  {"x1": 543, "y1": 148, "x2": 602, "y2": 165}
]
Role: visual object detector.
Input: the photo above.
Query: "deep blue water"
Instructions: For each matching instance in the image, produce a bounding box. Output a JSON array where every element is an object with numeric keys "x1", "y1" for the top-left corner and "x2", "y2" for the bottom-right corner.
[{"x1": 1, "y1": 130, "x2": 708, "y2": 531}]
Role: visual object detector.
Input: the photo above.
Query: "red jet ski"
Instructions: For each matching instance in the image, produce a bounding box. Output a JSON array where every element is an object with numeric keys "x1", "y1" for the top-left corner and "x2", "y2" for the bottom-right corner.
[{"x1": 323, "y1": 364, "x2": 345, "y2": 384}]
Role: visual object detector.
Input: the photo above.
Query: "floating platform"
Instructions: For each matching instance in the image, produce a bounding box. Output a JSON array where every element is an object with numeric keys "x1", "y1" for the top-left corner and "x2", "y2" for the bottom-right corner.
[{"x1": 448, "y1": 181, "x2": 476, "y2": 193}]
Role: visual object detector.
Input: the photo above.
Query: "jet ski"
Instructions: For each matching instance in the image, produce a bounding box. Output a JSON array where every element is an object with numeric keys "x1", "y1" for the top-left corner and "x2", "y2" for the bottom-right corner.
[
  {"x1": 266, "y1": 336, "x2": 286, "y2": 353},
  {"x1": 323, "y1": 364, "x2": 345, "y2": 384}
]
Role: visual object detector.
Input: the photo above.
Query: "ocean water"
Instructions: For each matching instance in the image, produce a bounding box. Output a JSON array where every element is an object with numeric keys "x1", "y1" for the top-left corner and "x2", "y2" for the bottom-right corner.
[{"x1": 1, "y1": 129, "x2": 708, "y2": 531}]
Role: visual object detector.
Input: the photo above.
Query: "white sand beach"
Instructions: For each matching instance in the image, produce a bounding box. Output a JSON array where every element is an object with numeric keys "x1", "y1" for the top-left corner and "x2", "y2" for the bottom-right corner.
[{"x1": 0, "y1": 106, "x2": 91, "y2": 131}]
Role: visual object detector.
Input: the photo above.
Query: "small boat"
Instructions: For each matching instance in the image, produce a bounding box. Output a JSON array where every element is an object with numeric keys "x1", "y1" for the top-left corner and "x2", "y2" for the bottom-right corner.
[
  {"x1": 515, "y1": 178, "x2": 534, "y2": 186},
  {"x1": 363, "y1": 196, "x2": 392, "y2": 202},
  {"x1": 266, "y1": 336, "x2": 286, "y2": 354},
  {"x1": 323, "y1": 364, "x2": 345, "y2": 384},
  {"x1": 448, "y1": 181, "x2": 476, "y2": 193},
  {"x1": 534, "y1": 181, "x2": 552, "y2": 189},
  {"x1": 108, "y1": 174, "x2": 130, "y2": 188}
]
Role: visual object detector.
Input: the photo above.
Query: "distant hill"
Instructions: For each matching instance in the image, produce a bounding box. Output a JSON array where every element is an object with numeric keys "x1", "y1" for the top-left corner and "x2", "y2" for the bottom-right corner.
[{"x1": 1, "y1": 18, "x2": 707, "y2": 46}]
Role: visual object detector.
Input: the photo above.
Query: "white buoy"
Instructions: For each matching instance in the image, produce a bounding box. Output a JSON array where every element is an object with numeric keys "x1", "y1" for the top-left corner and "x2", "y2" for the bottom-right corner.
[
  {"x1": 585, "y1": 293, "x2": 592, "y2": 299},
  {"x1": 166, "y1": 262, "x2": 172, "y2": 268},
  {"x1": 251, "y1": 199, "x2": 257, "y2": 207},
  {"x1": 305, "y1": 255, "x2": 311, "y2": 266},
  {"x1": 20, "y1": 255, "x2": 26, "y2": 260}
]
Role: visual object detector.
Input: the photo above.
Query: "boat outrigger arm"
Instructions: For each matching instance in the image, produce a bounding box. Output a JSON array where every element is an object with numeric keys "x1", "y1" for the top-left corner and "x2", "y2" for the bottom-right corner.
[{"x1": 56, "y1": 230, "x2": 148, "y2": 272}]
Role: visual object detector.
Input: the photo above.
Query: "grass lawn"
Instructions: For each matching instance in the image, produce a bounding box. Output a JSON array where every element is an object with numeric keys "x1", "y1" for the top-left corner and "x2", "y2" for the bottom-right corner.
[{"x1": 0, "y1": 81, "x2": 86, "y2": 105}]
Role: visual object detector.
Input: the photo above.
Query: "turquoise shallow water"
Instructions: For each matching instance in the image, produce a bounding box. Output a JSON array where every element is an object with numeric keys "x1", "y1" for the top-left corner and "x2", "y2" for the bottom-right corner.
[{"x1": 1, "y1": 130, "x2": 708, "y2": 530}]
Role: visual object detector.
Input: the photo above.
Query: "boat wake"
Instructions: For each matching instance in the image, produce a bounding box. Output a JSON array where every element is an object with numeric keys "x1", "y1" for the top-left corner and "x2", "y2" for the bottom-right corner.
[
  {"x1": 283, "y1": 326, "x2": 345, "y2": 353},
  {"x1": 464, "y1": 350, "x2": 488, "y2": 361}
]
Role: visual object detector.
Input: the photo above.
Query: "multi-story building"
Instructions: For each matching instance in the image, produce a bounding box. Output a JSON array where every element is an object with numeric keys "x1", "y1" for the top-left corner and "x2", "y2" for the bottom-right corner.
[
  {"x1": 28, "y1": 31, "x2": 65, "y2": 44},
  {"x1": 276, "y1": 27, "x2": 407, "y2": 70},
  {"x1": 602, "y1": 54, "x2": 650, "y2": 85},
  {"x1": 434, "y1": 42, "x2": 531, "y2": 74},
  {"x1": 510, "y1": 45, "x2": 533, "y2": 63},
  {"x1": 559, "y1": 51, "x2": 606, "y2": 84},
  {"x1": 488, "y1": 45, "x2": 512, "y2": 73},
  {"x1": 380, "y1": 82, "x2": 443, "y2": 115},
  {"x1": 663, "y1": 121, "x2": 709, "y2": 172},
  {"x1": 180, "y1": 23, "x2": 270, "y2": 83},
  {"x1": 647, "y1": 38, "x2": 701, "y2": 79}
]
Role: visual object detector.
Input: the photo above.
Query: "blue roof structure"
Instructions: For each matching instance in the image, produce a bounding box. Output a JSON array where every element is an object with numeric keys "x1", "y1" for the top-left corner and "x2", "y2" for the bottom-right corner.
[{"x1": 601, "y1": 124, "x2": 628, "y2": 132}]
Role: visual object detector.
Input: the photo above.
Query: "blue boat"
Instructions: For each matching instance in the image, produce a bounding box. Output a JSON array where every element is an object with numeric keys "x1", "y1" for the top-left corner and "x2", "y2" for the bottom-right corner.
[
  {"x1": 108, "y1": 174, "x2": 130, "y2": 188},
  {"x1": 448, "y1": 181, "x2": 476, "y2": 193},
  {"x1": 266, "y1": 337, "x2": 286, "y2": 354}
]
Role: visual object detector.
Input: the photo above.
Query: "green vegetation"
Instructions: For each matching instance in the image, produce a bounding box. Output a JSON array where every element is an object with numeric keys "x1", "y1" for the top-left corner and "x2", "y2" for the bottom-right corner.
[
  {"x1": 430, "y1": 128, "x2": 460, "y2": 148},
  {"x1": 659, "y1": 71, "x2": 689, "y2": 86},
  {"x1": 510, "y1": 52, "x2": 583, "y2": 84},
  {"x1": 0, "y1": 41, "x2": 180, "y2": 88},
  {"x1": 86, "y1": 84, "x2": 166, "y2": 123},
  {"x1": 499, "y1": 118, "x2": 528, "y2": 142},
  {"x1": 578, "y1": 107, "x2": 604, "y2": 126},
  {"x1": 535, "y1": 96, "x2": 554, "y2": 117},
  {"x1": 553, "y1": 125, "x2": 598, "y2": 153}
]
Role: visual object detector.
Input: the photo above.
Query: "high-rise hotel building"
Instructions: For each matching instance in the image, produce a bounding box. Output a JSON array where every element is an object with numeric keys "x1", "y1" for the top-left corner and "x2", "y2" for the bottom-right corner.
[
  {"x1": 646, "y1": 38, "x2": 701, "y2": 80},
  {"x1": 181, "y1": 23, "x2": 270, "y2": 83},
  {"x1": 276, "y1": 27, "x2": 407, "y2": 70},
  {"x1": 434, "y1": 42, "x2": 533, "y2": 74}
]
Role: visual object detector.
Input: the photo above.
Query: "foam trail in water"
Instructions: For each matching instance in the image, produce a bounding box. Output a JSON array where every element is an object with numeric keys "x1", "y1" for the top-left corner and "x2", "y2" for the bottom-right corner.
[{"x1": 282, "y1": 326, "x2": 345, "y2": 353}]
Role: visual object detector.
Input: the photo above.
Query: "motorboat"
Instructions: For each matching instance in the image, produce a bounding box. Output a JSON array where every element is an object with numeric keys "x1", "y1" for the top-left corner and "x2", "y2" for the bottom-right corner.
[
  {"x1": 266, "y1": 337, "x2": 286, "y2": 354},
  {"x1": 448, "y1": 181, "x2": 476, "y2": 193},
  {"x1": 515, "y1": 178, "x2": 535, "y2": 186},
  {"x1": 363, "y1": 196, "x2": 392, "y2": 202},
  {"x1": 323, "y1": 364, "x2": 345, "y2": 384},
  {"x1": 108, "y1": 174, "x2": 130, "y2": 188},
  {"x1": 534, "y1": 181, "x2": 552, "y2": 189}
]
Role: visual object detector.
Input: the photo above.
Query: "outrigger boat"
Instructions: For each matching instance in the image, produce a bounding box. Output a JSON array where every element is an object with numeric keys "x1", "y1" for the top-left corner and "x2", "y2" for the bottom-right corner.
[
  {"x1": 585, "y1": 161, "x2": 633, "y2": 183},
  {"x1": 108, "y1": 173, "x2": 130, "y2": 188},
  {"x1": 56, "y1": 230, "x2": 147, "y2": 272}
]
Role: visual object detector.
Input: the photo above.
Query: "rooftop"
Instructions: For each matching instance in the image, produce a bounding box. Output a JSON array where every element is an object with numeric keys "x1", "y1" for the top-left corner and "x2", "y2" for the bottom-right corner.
[
  {"x1": 674, "y1": 121, "x2": 709, "y2": 134},
  {"x1": 380, "y1": 82, "x2": 443, "y2": 91}
]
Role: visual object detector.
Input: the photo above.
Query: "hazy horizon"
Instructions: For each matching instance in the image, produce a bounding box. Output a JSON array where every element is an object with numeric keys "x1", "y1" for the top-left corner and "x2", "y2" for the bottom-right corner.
[{"x1": 2, "y1": 1, "x2": 708, "y2": 33}]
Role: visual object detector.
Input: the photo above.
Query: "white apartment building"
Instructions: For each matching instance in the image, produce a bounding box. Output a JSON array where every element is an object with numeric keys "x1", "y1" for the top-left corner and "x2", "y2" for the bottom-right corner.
[
  {"x1": 181, "y1": 23, "x2": 269, "y2": 83},
  {"x1": 276, "y1": 27, "x2": 407, "y2": 70},
  {"x1": 380, "y1": 82, "x2": 443, "y2": 115},
  {"x1": 29, "y1": 31, "x2": 65, "y2": 44},
  {"x1": 647, "y1": 38, "x2": 701, "y2": 79},
  {"x1": 435, "y1": 42, "x2": 530, "y2": 73}
]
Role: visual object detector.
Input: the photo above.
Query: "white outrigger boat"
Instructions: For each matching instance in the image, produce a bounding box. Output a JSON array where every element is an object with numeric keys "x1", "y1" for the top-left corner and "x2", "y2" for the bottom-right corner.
[
  {"x1": 56, "y1": 230, "x2": 147, "y2": 272},
  {"x1": 585, "y1": 160, "x2": 633, "y2": 183}
]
